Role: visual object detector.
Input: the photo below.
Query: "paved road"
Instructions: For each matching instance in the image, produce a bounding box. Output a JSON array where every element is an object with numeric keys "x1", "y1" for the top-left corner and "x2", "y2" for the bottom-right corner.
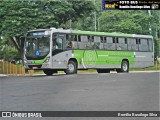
[{"x1": 0, "y1": 72, "x2": 159, "y2": 120}]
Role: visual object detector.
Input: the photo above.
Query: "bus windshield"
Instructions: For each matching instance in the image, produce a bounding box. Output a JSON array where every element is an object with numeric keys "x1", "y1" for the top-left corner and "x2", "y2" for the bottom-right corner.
[{"x1": 25, "y1": 36, "x2": 50, "y2": 59}]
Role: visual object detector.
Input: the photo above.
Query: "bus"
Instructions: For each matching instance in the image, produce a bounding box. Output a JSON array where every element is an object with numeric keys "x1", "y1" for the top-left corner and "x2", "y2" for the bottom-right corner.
[{"x1": 23, "y1": 28, "x2": 154, "y2": 75}]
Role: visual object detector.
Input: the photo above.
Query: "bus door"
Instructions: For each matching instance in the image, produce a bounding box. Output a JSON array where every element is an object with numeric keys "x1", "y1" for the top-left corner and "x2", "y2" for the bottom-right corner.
[{"x1": 52, "y1": 33, "x2": 65, "y2": 67}]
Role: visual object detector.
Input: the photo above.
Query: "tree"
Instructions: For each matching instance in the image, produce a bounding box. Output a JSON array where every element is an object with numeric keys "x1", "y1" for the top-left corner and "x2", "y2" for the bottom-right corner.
[
  {"x1": 72, "y1": 0, "x2": 101, "y2": 31},
  {"x1": 99, "y1": 10, "x2": 151, "y2": 34},
  {"x1": 154, "y1": 37, "x2": 160, "y2": 58},
  {"x1": 0, "y1": 36, "x2": 20, "y2": 61},
  {"x1": 0, "y1": 38, "x2": 6, "y2": 59},
  {"x1": 0, "y1": 0, "x2": 95, "y2": 60}
]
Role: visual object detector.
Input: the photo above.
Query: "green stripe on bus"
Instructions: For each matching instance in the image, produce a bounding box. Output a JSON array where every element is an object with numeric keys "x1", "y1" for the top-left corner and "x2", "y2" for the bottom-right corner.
[
  {"x1": 72, "y1": 30, "x2": 133, "y2": 37},
  {"x1": 31, "y1": 58, "x2": 46, "y2": 64},
  {"x1": 73, "y1": 50, "x2": 134, "y2": 65}
]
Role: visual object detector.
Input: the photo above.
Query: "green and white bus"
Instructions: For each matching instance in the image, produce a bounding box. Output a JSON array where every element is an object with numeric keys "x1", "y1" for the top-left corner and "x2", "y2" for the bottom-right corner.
[{"x1": 23, "y1": 28, "x2": 154, "y2": 75}]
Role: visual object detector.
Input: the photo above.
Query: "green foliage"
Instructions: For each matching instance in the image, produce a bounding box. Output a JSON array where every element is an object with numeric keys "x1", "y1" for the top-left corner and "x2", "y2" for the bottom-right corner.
[
  {"x1": 4, "y1": 47, "x2": 20, "y2": 61},
  {"x1": 150, "y1": 11, "x2": 160, "y2": 37},
  {"x1": 0, "y1": 0, "x2": 95, "y2": 60},
  {"x1": 0, "y1": 0, "x2": 95, "y2": 37},
  {"x1": 114, "y1": 19, "x2": 142, "y2": 33},
  {"x1": 99, "y1": 10, "x2": 151, "y2": 34},
  {"x1": 0, "y1": 46, "x2": 20, "y2": 61},
  {"x1": 74, "y1": 14, "x2": 95, "y2": 31},
  {"x1": 0, "y1": 37, "x2": 20, "y2": 60},
  {"x1": 0, "y1": 38, "x2": 6, "y2": 50},
  {"x1": 154, "y1": 37, "x2": 160, "y2": 58}
]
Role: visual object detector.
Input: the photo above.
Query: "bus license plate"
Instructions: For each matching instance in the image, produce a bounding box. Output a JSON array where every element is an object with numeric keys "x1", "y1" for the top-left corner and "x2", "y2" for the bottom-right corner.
[{"x1": 32, "y1": 67, "x2": 38, "y2": 69}]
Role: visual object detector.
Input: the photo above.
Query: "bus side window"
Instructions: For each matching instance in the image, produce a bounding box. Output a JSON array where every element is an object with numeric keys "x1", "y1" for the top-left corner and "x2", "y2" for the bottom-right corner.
[
  {"x1": 66, "y1": 34, "x2": 72, "y2": 49},
  {"x1": 57, "y1": 38, "x2": 63, "y2": 49},
  {"x1": 116, "y1": 38, "x2": 121, "y2": 50},
  {"x1": 78, "y1": 35, "x2": 88, "y2": 49},
  {"x1": 103, "y1": 36, "x2": 106, "y2": 43},
  {"x1": 113, "y1": 37, "x2": 116, "y2": 43},
  {"x1": 78, "y1": 35, "x2": 81, "y2": 42},
  {"x1": 104, "y1": 37, "x2": 115, "y2": 50},
  {"x1": 91, "y1": 36, "x2": 94, "y2": 42},
  {"x1": 139, "y1": 38, "x2": 149, "y2": 51},
  {"x1": 100, "y1": 36, "x2": 104, "y2": 49},
  {"x1": 72, "y1": 35, "x2": 78, "y2": 49},
  {"x1": 66, "y1": 34, "x2": 78, "y2": 49},
  {"x1": 117, "y1": 38, "x2": 127, "y2": 50},
  {"x1": 56, "y1": 34, "x2": 64, "y2": 49},
  {"x1": 52, "y1": 34, "x2": 58, "y2": 49},
  {"x1": 77, "y1": 35, "x2": 81, "y2": 49},
  {"x1": 93, "y1": 36, "x2": 100, "y2": 49},
  {"x1": 86, "y1": 35, "x2": 92, "y2": 49},
  {"x1": 128, "y1": 38, "x2": 138, "y2": 51}
]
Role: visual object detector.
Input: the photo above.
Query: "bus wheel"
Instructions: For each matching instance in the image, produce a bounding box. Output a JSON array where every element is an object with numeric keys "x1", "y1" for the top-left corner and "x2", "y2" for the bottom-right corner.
[
  {"x1": 117, "y1": 60, "x2": 129, "y2": 73},
  {"x1": 43, "y1": 69, "x2": 57, "y2": 76},
  {"x1": 97, "y1": 69, "x2": 110, "y2": 73},
  {"x1": 65, "y1": 60, "x2": 77, "y2": 74}
]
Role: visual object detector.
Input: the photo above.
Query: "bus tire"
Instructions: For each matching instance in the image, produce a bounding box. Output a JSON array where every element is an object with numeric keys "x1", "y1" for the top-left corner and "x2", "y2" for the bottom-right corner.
[
  {"x1": 43, "y1": 69, "x2": 57, "y2": 76},
  {"x1": 117, "y1": 60, "x2": 129, "y2": 73},
  {"x1": 97, "y1": 69, "x2": 110, "y2": 73},
  {"x1": 65, "y1": 60, "x2": 77, "y2": 74}
]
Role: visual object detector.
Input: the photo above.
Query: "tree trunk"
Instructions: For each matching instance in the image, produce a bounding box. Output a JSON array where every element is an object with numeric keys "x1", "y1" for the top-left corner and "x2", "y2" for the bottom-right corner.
[{"x1": 10, "y1": 36, "x2": 24, "y2": 64}]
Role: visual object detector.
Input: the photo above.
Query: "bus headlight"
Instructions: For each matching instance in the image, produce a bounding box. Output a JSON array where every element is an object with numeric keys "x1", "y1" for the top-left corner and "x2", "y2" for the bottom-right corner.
[{"x1": 45, "y1": 57, "x2": 50, "y2": 63}]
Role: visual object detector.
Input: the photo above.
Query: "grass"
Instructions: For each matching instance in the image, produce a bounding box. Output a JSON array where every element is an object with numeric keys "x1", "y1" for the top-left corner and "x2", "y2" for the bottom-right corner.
[
  {"x1": 33, "y1": 62, "x2": 159, "y2": 75},
  {"x1": 130, "y1": 62, "x2": 160, "y2": 71},
  {"x1": 34, "y1": 69, "x2": 97, "y2": 74}
]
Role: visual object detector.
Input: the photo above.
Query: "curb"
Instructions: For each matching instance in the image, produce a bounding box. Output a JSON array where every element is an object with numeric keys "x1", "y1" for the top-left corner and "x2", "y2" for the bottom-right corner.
[
  {"x1": 0, "y1": 71, "x2": 159, "y2": 77},
  {"x1": 130, "y1": 70, "x2": 160, "y2": 73},
  {"x1": 33, "y1": 70, "x2": 160, "y2": 75},
  {"x1": 0, "y1": 74, "x2": 8, "y2": 77}
]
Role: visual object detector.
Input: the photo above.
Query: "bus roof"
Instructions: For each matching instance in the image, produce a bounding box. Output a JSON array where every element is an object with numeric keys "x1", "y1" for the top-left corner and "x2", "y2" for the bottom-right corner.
[
  {"x1": 71, "y1": 30, "x2": 153, "y2": 39},
  {"x1": 27, "y1": 28, "x2": 153, "y2": 39}
]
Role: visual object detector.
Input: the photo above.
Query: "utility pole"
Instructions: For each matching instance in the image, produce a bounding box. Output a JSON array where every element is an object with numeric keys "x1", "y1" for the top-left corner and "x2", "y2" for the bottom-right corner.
[
  {"x1": 158, "y1": 11, "x2": 160, "y2": 57},
  {"x1": 155, "y1": 11, "x2": 158, "y2": 37},
  {"x1": 148, "y1": 10, "x2": 152, "y2": 35},
  {"x1": 94, "y1": 0, "x2": 97, "y2": 31},
  {"x1": 158, "y1": 11, "x2": 160, "y2": 38}
]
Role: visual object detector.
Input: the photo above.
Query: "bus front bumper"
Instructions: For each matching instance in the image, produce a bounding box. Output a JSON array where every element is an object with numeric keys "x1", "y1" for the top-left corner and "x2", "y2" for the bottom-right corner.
[{"x1": 24, "y1": 63, "x2": 50, "y2": 70}]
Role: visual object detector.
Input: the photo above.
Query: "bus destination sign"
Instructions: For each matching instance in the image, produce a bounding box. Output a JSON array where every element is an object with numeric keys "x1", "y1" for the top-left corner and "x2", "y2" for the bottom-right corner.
[{"x1": 102, "y1": 0, "x2": 160, "y2": 10}]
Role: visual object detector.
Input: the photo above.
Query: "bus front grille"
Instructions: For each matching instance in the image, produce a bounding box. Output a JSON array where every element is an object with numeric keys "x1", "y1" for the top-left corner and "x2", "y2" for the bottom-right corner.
[{"x1": 28, "y1": 65, "x2": 42, "y2": 69}]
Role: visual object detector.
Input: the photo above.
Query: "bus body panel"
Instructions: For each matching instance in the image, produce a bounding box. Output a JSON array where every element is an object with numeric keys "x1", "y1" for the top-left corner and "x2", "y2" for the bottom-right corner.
[
  {"x1": 130, "y1": 52, "x2": 154, "y2": 68},
  {"x1": 73, "y1": 50, "x2": 135, "y2": 69},
  {"x1": 51, "y1": 50, "x2": 73, "y2": 69}
]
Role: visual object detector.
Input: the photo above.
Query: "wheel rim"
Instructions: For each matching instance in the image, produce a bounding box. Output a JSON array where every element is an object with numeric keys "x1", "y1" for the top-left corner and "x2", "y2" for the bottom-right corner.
[
  {"x1": 122, "y1": 62, "x2": 128, "y2": 71},
  {"x1": 68, "y1": 63, "x2": 75, "y2": 72}
]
